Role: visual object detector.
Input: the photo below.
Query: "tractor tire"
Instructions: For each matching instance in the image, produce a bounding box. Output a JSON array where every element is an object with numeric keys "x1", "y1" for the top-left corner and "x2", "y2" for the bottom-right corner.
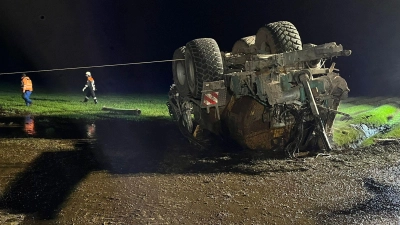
[
  {"x1": 185, "y1": 38, "x2": 224, "y2": 99},
  {"x1": 232, "y1": 35, "x2": 256, "y2": 54},
  {"x1": 255, "y1": 21, "x2": 302, "y2": 54},
  {"x1": 172, "y1": 46, "x2": 189, "y2": 96}
]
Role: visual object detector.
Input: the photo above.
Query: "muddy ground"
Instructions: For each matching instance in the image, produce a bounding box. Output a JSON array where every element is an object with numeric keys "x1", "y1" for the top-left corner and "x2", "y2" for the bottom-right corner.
[{"x1": 1, "y1": 99, "x2": 400, "y2": 224}]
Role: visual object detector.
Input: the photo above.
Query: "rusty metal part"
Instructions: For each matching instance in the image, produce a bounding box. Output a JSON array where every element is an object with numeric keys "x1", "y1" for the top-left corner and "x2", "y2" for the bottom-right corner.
[{"x1": 221, "y1": 96, "x2": 292, "y2": 150}]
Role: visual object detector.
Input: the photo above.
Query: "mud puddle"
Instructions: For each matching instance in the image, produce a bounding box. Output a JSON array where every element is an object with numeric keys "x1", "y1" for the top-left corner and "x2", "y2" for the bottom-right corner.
[
  {"x1": 0, "y1": 116, "x2": 400, "y2": 224},
  {"x1": 0, "y1": 115, "x2": 95, "y2": 139}
]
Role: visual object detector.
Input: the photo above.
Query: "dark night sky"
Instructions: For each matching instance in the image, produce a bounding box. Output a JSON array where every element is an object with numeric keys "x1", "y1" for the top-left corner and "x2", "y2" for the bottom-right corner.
[{"x1": 0, "y1": 0, "x2": 399, "y2": 96}]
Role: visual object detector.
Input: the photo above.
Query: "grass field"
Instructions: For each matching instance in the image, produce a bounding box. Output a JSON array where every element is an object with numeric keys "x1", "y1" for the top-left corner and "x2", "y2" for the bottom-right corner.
[
  {"x1": 333, "y1": 98, "x2": 400, "y2": 147},
  {"x1": 1, "y1": 86, "x2": 400, "y2": 148},
  {"x1": 0, "y1": 87, "x2": 170, "y2": 120}
]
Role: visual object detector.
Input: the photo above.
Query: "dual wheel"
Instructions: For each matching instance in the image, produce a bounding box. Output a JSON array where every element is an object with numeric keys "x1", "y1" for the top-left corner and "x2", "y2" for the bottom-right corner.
[
  {"x1": 172, "y1": 39, "x2": 224, "y2": 134},
  {"x1": 172, "y1": 21, "x2": 303, "y2": 134},
  {"x1": 172, "y1": 39, "x2": 224, "y2": 99},
  {"x1": 232, "y1": 21, "x2": 302, "y2": 54},
  {"x1": 173, "y1": 21, "x2": 303, "y2": 98}
]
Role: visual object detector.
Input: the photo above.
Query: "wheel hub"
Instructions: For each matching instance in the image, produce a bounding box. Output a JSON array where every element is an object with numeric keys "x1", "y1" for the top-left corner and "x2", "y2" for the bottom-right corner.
[
  {"x1": 186, "y1": 54, "x2": 195, "y2": 94},
  {"x1": 176, "y1": 62, "x2": 186, "y2": 86}
]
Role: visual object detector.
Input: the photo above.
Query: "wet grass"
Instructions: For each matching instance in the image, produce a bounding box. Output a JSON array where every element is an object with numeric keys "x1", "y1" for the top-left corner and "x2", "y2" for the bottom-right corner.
[
  {"x1": 334, "y1": 101, "x2": 400, "y2": 147},
  {"x1": 0, "y1": 88, "x2": 170, "y2": 120}
]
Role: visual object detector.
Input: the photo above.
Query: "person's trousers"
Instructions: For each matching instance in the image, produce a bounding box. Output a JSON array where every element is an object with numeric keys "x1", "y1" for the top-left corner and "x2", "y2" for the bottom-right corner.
[
  {"x1": 83, "y1": 89, "x2": 97, "y2": 103},
  {"x1": 22, "y1": 91, "x2": 32, "y2": 106},
  {"x1": 85, "y1": 89, "x2": 96, "y2": 98}
]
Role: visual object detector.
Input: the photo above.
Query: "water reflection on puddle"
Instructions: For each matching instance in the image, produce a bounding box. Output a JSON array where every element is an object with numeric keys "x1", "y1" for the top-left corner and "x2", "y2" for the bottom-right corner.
[
  {"x1": 85, "y1": 123, "x2": 96, "y2": 138},
  {"x1": 0, "y1": 116, "x2": 96, "y2": 139},
  {"x1": 24, "y1": 115, "x2": 36, "y2": 136}
]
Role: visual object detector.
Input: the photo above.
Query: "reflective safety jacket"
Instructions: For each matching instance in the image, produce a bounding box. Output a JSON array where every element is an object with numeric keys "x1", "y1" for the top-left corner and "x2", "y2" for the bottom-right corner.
[
  {"x1": 85, "y1": 76, "x2": 96, "y2": 90},
  {"x1": 21, "y1": 77, "x2": 33, "y2": 92}
]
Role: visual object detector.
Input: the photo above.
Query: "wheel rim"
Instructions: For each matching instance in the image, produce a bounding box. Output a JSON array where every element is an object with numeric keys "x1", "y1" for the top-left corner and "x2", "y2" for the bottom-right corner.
[
  {"x1": 176, "y1": 61, "x2": 186, "y2": 86},
  {"x1": 186, "y1": 54, "x2": 196, "y2": 94}
]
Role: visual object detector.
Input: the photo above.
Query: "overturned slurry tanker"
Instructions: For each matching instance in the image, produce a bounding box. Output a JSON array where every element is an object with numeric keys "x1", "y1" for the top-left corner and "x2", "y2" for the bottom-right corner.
[{"x1": 167, "y1": 21, "x2": 351, "y2": 157}]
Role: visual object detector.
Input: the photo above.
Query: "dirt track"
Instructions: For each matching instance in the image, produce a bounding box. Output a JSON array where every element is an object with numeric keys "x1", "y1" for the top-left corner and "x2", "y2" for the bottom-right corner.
[{"x1": 1, "y1": 98, "x2": 400, "y2": 224}]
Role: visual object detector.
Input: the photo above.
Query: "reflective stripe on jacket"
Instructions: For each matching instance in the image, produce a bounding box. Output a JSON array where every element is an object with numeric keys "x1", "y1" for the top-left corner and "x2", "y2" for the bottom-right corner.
[
  {"x1": 86, "y1": 76, "x2": 95, "y2": 90},
  {"x1": 21, "y1": 77, "x2": 33, "y2": 92}
]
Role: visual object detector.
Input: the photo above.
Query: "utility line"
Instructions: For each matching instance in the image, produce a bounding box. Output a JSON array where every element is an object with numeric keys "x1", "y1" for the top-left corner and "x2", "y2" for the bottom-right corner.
[{"x1": 0, "y1": 58, "x2": 185, "y2": 76}]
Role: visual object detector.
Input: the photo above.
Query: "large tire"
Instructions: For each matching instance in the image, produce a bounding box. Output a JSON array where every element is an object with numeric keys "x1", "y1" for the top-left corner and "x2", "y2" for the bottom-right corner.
[
  {"x1": 232, "y1": 35, "x2": 256, "y2": 54},
  {"x1": 255, "y1": 21, "x2": 302, "y2": 54},
  {"x1": 185, "y1": 38, "x2": 224, "y2": 99},
  {"x1": 172, "y1": 46, "x2": 189, "y2": 96}
]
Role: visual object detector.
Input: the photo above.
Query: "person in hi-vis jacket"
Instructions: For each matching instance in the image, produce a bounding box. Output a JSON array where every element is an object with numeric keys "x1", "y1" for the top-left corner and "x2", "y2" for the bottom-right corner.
[
  {"x1": 82, "y1": 71, "x2": 98, "y2": 104},
  {"x1": 21, "y1": 73, "x2": 33, "y2": 106}
]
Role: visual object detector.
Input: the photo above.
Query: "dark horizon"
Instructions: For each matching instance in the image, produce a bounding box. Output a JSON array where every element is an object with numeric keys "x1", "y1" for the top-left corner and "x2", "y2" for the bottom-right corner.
[{"x1": 1, "y1": 0, "x2": 400, "y2": 97}]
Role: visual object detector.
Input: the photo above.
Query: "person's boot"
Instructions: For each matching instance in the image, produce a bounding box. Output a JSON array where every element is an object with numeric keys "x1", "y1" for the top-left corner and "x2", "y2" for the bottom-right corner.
[
  {"x1": 94, "y1": 97, "x2": 98, "y2": 104},
  {"x1": 82, "y1": 97, "x2": 89, "y2": 103}
]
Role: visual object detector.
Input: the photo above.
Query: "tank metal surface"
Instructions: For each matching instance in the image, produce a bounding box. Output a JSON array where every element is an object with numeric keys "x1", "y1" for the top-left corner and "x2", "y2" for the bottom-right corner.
[{"x1": 167, "y1": 21, "x2": 351, "y2": 157}]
